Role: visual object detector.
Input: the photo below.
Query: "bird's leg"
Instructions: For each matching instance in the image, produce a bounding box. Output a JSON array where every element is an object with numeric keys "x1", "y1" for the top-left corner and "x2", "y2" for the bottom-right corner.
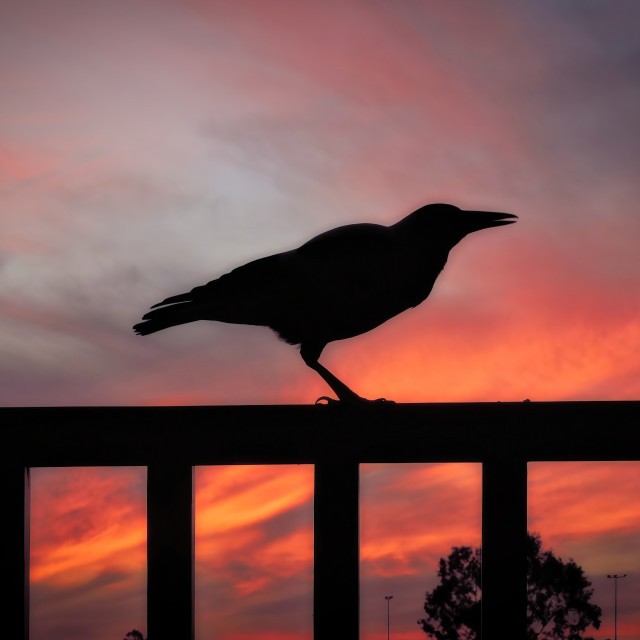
[
  {"x1": 300, "y1": 343, "x2": 366, "y2": 405},
  {"x1": 308, "y1": 360, "x2": 364, "y2": 405}
]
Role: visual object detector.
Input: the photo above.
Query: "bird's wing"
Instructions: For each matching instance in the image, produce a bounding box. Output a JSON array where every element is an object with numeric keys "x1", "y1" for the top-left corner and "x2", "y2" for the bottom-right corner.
[
  {"x1": 137, "y1": 222, "x2": 432, "y2": 344},
  {"x1": 292, "y1": 223, "x2": 403, "y2": 297},
  {"x1": 191, "y1": 223, "x2": 396, "y2": 305},
  {"x1": 273, "y1": 223, "x2": 424, "y2": 342},
  {"x1": 190, "y1": 224, "x2": 389, "y2": 296},
  {"x1": 165, "y1": 253, "x2": 286, "y2": 325},
  {"x1": 134, "y1": 253, "x2": 285, "y2": 335},
  {"x1": 190, "y1": 224, "x2": 406, "y2": 338}
]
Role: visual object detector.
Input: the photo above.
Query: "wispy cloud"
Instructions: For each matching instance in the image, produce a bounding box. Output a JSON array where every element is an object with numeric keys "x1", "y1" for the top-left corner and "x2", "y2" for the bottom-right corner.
[{"x1": 195, "y1": 465, "x2": 314, "y2": 639}]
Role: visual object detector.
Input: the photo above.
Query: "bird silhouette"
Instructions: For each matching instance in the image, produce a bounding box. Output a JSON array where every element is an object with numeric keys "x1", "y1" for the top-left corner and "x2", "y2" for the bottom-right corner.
[{"x1": 133, "y1": 203, "x2": 516, "y2": 404}]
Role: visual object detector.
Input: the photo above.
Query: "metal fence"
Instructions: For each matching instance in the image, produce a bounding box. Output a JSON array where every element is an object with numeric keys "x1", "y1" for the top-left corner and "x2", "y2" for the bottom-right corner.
[{"x1": 3, "y1": 401, "x2": 639, "y2": 639}]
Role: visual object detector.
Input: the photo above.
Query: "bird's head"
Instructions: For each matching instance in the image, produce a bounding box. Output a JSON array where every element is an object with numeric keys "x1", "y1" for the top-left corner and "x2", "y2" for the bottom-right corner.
[{"x1": 396, "y1": 203, "x2": 517, "y2": 247}]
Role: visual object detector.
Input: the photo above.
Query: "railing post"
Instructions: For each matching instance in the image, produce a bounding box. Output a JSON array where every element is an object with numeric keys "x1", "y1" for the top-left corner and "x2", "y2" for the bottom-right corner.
[
  {"x1": 482, "y1": 454, "x2": 528, "y2": 638},
  {"x1": 314, "y1": 462, "x2": 359, "y2": 640},
  {"x1": 2, "y1": 466, "x2": 29, "y2": 640},
  {"x1": 147, "y1": 462, "x2": 194, "y2": 640}
]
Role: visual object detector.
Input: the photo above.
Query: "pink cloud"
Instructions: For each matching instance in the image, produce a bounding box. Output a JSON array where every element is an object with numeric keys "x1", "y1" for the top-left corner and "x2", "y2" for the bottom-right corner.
[
  {"x1": 360, "y1": 463, "x2": 482, "y2": 578},
  {"x1": 529, "y1": 461, "x2": 640, "y2": 545}
]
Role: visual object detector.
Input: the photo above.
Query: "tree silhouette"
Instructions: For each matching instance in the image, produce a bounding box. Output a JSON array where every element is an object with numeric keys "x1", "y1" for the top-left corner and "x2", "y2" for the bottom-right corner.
[
  {"x1": 123, "y1": 631, "x2": 146, "y2": 640},
  {"x1": 418, "y1": 546, "x2": 481, "y2": 640},
  {"x1": 418, "y1": 533, "x2": 601, "y2": 640}
]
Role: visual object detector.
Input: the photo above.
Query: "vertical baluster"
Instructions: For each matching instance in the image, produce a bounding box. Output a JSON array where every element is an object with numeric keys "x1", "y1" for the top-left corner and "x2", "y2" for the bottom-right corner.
[
  {"x1": 147, "y1": 462, "x2": 194, "y2": 640},
  {"x1": 482, "y1": 455, "x2": 528, "y2": 637},
  {"x1": 314, "y1": 461, "x2": 359, "y2": 640},
  {"x1": 2, "y1": 466, "x2": 29, "y2": 640}
]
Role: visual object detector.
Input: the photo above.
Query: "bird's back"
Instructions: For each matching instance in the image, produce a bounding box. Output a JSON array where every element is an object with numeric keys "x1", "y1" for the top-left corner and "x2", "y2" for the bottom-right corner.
[
  {"x1": 135, "y1": 210, "x2": 461, "y2": 345},
  {"x1": 263, "y1": 221, "x2": 449, "y2": 344}
]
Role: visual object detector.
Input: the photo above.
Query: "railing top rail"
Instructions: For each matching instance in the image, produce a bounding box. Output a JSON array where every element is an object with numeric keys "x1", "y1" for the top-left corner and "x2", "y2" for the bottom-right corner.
[{"x1": 3, "y1": 401, "x2": 639, "y2": 467}]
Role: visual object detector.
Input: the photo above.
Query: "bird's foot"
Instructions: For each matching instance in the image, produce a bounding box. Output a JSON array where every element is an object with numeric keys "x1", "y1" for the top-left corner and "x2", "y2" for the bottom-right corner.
[{"x1": 315, "y1": 395, "x2": 395, "y2": 407}]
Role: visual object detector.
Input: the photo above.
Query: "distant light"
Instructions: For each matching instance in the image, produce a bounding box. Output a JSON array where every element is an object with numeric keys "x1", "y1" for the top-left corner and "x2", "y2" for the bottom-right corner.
[
  {"x1": 385, "y1": 595, "x2": 394, "y2": 640},
  {"x1": 607, "y1": 574, "x2": 627, "y2": 640}
]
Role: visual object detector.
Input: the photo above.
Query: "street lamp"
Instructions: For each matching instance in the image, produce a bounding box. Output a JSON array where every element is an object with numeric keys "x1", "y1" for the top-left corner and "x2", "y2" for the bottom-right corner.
[
  {"x1": 385, "y1": 595, "x2": 393, "y2": 640},
  {"x1": 607, "y1": 574, "x2": 627, "y2": 640}
]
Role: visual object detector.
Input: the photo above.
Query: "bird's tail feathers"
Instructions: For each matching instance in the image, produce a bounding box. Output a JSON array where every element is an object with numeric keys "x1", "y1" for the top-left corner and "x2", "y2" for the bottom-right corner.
[
  {"x1": 150, "y1": 292, "x2": 194, "y2": 308},
  {"x1": 133, "y1": 302, "x2": 199, "y2": 336}
]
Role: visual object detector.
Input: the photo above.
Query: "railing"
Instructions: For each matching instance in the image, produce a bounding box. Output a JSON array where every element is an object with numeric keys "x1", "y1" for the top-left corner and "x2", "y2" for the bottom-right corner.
[{"x1": 3, "y1": 401, "x2": 639, "y2": 639}]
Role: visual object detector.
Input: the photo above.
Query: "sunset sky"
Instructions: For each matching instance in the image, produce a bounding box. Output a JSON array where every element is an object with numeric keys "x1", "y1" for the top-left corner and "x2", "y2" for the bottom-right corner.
[
  {"x1": 3, "y1": 0, "x2": 639, "y2": 638},
  {"x1": 30, "y1": 462, "x2": 640, "y2": 639}
]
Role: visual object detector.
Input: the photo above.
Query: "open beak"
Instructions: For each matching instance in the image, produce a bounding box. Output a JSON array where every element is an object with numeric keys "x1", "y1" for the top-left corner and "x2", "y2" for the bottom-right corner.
[{"x1": 463, "y1": 210, "x2": 518, "y2": 233}]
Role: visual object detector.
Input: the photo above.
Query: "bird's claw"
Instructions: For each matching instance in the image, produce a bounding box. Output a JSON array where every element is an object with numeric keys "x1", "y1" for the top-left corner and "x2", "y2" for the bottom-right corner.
[
  {"x1": 315, "y1": 395, "x2": 395, "y2": 407},
  {"x1": 367, "y1": 397, "x2": 396, "y2": 407}
]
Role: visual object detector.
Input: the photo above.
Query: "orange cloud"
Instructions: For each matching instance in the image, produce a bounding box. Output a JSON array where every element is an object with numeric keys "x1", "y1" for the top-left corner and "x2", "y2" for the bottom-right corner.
[
  {"x1": 528, "y1": 461, "x2": 640, "y2": 543},
  {"x1": 360, "y1": 463, "x2": 482, "y2": 578},
  {"x1": 195, "y1": 465, "x2": 314, "y2": 638},
  {"x1": 29, "y1": 467, "x2": 147, "y2": 639},
  {"x1": 30, "y1": 467, "x2": 146, "y2": 586},
  {"x1": 31, "y1": 526, "x2": 145, "y2": 586},
  {"x1": 196, "y1": 465, "x2": 314, "y2": 536}
]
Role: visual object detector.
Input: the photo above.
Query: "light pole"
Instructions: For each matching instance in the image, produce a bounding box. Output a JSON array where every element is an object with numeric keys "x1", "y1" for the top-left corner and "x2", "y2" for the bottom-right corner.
[
  {"x1": 385, "y1": 595, "x2": 393, "y2": 640},
  {"x1": 607, "y1": 574, "x2": 627, "y2": 640}
]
